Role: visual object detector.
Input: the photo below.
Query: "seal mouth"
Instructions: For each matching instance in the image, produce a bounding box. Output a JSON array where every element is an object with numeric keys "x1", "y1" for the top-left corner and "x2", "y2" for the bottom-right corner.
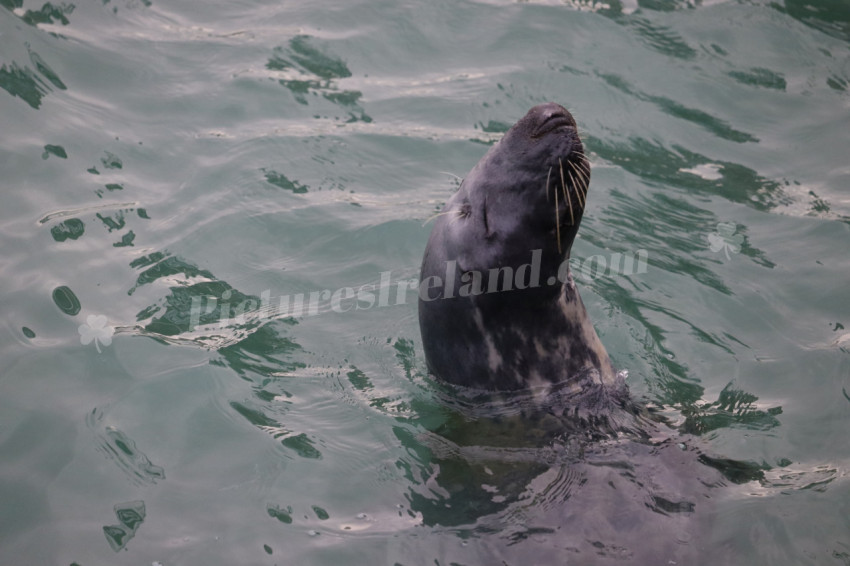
[{"x1": 532, "y1": 113, "x2": 574, "y2": 138}]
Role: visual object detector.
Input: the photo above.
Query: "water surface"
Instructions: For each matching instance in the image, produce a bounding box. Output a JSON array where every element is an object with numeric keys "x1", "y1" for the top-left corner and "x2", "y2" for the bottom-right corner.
[{"x1": 1, "y1": 0, "x2": 849, "y2": 564}]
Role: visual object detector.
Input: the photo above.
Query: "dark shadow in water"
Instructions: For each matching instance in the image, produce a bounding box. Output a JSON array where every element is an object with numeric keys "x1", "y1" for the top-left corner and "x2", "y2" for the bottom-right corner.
[
  {"x1": 129, "y1": 252, "x2": 257, "y2": 331},
  {"x1": 586, "y1": 192, "x2": 736, "y2": 293},
  {"x1": 0, "y1": 62, "x2": 49, "y2": 109},
  {"x1": 0, "y1": 45, "x2": 67, "y2": 109},
  {"x1": 596, "y1": 73, "x2": 758, "y2": 143},
  {"x1": 1, "y1": 0, "x2": 75, "y2": 27},
  {"x1": 773, "y1": 0, "x2": 850, "y2": 42},
  {"x1": 592, "y1": 1, "x2": 699, "y2": 60},
  {"x1": 42, "y1": 143, "x2": 68, "y2": 159},
  {"x1": 128, "y1": 251, "x2": 315, "y2": 459},
  {"x1": 52, "y1": 284, "x2": 81, "y2": 315},
  {"x1": 216, "y1": 322, "x2": 304, "y2": 380},
  {"x1": 635, "y1": 0, "x2": 694, "y2": 11},
  {"x1": 727, "y1": 67, "x2": 787, "y2": 91},
  {"x1": 591, "y1": 278, "x2": 708, "y2": 405},
  {"x1": 267, "y1": 35, "x2": 372, "y2": 123},
  {"x1": 621, "y1": 15, "x2": 698, "y2": 60},
  {"x1": 262, "y1": 169, "x2": 309, "y2": 194},
  {"x1": 129, "y1": 251, "x2": 305, "y2": 380},
  {"x1": 87, "y1": 408, "x2": 165, "y2": 486},
  {"x1": 585, "y1": 136, "x2": 791, "y2": 212},
  {"x1": 680, "y1": 383, "x2": 783, "y2": 436},
  {"x1": 269, "y1": 35, "x2": 353, "y2": 80},
  {"x1": 102, "y1": 500, "x2": 145, "y2": 552},
  {"x1": 229, "y1": 399, "x2": 322, "y2": 460},
  {"x1": 97, "y1": 210, "x2": 126, "y2": 232}
]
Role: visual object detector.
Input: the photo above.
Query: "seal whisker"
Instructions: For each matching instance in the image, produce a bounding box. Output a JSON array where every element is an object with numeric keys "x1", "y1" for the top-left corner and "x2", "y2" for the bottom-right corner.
[
  {"x1": 451, "y1": 207, "x2": 470, "y2": 225},
  {"x1": 553, "y1": 175, "x2": 562, "y2": 255},
  {"x1": 567, "y1": 168, "x2": 585, "y2": 208},
  {"x1": 568, "y1": 161, "x2": 588, "y2": 206},
  {"x1": 559, "y1": 158, "x2": 575, "y2": 227},
  {"x1": 570, "y1": 151, "x2": 587, "y2": 165},
  {"x1": 423, "y1": 210, "x2": 459, "y2": 226},
  {"x1": 546, "y1": 166, "x2": 552, "y2": 203},
  {"x1": 572, "y1": 158, "x2": 590, "y2": 185},
  {"x1": 570, "y1": 160, "x2": 590, "y2": 205},
  {"x1": 576, "y1": 181, "x2": 588, "y2": 209}
]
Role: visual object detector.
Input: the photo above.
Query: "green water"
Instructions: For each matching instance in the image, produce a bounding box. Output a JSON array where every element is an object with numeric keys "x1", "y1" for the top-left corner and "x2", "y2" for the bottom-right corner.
[{"x1": 2, "y1": 0, "x2": 850, "y2": 563}]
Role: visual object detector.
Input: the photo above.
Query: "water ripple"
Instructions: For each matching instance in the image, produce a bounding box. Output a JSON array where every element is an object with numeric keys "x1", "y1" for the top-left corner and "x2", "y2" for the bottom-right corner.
[{"x1": 87, "y1": 409, "x2": 165, "y2": 486}]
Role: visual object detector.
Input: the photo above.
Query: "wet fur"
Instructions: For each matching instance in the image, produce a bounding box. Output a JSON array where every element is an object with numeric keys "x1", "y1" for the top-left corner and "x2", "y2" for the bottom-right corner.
[{"x1": 419, "y1": 103, "x2": 618, "y2": 396}]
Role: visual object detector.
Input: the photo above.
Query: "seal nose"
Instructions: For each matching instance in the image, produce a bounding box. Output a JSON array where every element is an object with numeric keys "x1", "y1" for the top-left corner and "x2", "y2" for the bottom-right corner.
[{"x1": 530, "y1": 103, "x2": 576, "y2": 138}]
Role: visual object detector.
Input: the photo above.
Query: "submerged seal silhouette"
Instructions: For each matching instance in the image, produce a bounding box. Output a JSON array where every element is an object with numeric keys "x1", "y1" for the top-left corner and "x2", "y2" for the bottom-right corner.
[{"x1": 419, "y1": 102, "x2": 624, "y2": 401}]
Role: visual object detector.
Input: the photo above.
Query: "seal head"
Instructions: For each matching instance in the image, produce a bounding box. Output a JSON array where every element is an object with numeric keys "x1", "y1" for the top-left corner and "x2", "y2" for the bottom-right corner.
[{"x1": 419, "y1": 102, "x2": 620, "y2": 397}]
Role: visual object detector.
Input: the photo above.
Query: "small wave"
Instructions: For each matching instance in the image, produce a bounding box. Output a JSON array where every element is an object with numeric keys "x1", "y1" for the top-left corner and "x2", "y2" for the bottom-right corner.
[
  {"x1": 87, "y1": 409, "x2": 165, "y2": 486},
  {"x1": 38, "y1": 202, "x2": 140, "y2": 225}
]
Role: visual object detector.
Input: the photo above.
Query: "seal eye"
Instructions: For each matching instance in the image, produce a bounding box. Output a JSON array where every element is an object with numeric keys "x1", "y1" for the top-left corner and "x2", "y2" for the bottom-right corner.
[{"x1": 459, "y1": 202, "x2": 472, "y2": 218}]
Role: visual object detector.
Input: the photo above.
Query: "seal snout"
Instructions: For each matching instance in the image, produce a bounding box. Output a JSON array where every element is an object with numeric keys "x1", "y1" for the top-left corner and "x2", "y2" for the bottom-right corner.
[{"x1": 530, "y1": 103, "x2": 577, "y2": 138}]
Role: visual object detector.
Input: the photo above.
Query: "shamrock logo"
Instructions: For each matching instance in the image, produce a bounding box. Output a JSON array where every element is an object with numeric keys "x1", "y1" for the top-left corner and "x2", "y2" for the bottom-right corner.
[
  {"x1": 79, "y1": 314, "x2": 115, "y2": 353},
  {"x1": 708, "y1": 222, "x2": 743, "y2": 260}
]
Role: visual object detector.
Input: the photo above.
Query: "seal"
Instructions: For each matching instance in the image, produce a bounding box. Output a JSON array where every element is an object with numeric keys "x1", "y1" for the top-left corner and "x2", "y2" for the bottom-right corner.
[
  {"x1": 418, "y1": 102, "x2": 622, "y2": 401},
  {"x1": 412, "y1": 106, "x2": 773, "y2": 563}
]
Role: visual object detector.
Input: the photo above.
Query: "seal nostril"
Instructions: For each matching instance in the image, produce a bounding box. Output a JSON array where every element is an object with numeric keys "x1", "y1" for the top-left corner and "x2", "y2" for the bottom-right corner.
[{"x1": 533, "y1": 113, "x2": 573, "y2": 138}]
